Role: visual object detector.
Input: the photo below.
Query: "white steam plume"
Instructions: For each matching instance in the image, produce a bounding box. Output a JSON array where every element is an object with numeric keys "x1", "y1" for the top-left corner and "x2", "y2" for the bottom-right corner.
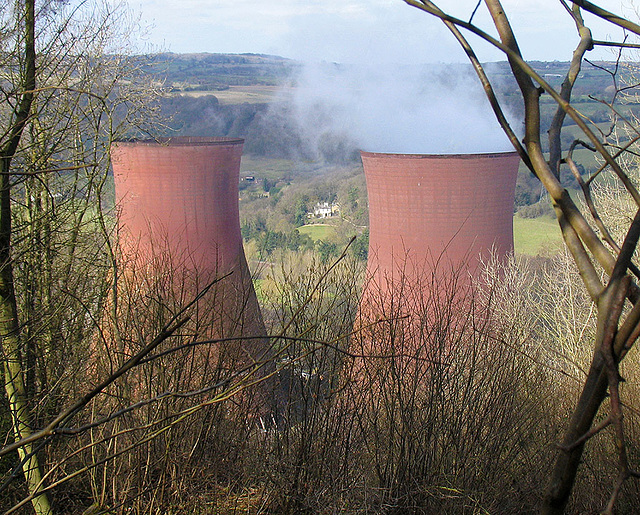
[{"x1": 285, "y1": 61, "x2": 519, "y2": 155}]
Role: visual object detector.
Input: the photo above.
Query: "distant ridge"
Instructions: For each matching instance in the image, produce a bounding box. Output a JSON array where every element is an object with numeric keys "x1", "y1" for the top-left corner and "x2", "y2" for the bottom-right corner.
[{"x1": 147, "y1": 52, "x2": 300, "y2": 88}]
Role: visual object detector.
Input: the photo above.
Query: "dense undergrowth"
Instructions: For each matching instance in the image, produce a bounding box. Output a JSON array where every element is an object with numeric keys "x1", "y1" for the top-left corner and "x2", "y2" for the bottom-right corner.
[{"x1": 3, "y1": 248, "x2": 639, "y2": 514}]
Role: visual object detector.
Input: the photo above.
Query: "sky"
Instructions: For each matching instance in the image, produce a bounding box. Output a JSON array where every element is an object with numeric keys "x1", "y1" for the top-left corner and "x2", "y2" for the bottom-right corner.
[{"x1": 132, "y1": 0, "x2": 637, "y2": 63}]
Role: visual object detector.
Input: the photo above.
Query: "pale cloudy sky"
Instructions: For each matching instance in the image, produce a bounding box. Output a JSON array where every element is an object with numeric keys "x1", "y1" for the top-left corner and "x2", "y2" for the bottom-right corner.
[{"x1": 132, "y1": 0, "x2": 636, "y2": 63}]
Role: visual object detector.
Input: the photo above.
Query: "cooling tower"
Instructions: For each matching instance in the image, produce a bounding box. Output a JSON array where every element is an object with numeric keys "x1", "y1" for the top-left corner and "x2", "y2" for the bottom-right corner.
[
  {"x1": 361, "y1": 150, "x2": 520, "y2": 302},
  {"x1": 111, "y1": 137, "x2": 245, "y2": 273},
  {"x1": 111, "y1": 137, "x2": 275, "y2": 410}
]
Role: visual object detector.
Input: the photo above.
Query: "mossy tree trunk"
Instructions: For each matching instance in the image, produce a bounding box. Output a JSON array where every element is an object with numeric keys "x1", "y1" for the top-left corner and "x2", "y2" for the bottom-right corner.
[{"x1": 0, "y1": 1, "x2": 52, "y2": 513}]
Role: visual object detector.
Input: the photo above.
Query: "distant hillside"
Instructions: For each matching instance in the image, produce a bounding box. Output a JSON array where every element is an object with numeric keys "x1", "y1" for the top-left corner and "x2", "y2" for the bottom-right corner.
[
  {"x1": 145, "y1": 53, "x2": 633, "y2": 98},
  {"x1": 147, "y1": 54, "x2": 640, "y2": 179},
  {"x1": 146, "y1": 52, "x2": 301, "y2": 91}
]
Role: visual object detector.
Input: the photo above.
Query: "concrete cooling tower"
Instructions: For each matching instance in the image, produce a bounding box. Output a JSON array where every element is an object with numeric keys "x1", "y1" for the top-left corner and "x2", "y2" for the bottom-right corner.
[
  {"x1": 111, "y1": 137, "x2": 245, "y2": 273},
  {"x1": 361, "y1": 150, "x2": 520, "y2": 304},
  {"x1": 111, "y1": 137, "x2": 274, "y2": 406}
]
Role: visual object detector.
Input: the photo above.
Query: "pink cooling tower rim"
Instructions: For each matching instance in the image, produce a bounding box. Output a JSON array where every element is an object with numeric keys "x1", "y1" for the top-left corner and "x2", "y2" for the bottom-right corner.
[
  {"x1": 114, "y1": 137, "x2": 244, "y2": 147},
  {"x1": 360, "y1": 150, "x2": 519, "y2": 158}
]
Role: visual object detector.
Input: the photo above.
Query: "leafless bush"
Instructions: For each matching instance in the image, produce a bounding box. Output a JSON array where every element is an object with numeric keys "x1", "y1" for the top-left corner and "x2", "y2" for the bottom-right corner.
[
  {"x1": 251, "y1": 251, "x2": 640, "y2": 514},
  {"x1": 73, "y1": 242, "x2": 279, "y2": 513},
  {"x1": 481, "y1": 252, "x2": 640, "y2": 514},
  {"x1": 7, "y1": 234, "x2": 640, "y2": 514},
  {"x1": 234, "y1": 255, "x2": 544, "y2": 514}
]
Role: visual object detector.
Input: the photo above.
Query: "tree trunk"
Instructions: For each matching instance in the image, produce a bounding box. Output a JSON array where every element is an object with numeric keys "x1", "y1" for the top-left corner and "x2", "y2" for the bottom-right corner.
[
  {"x1": 1, "y1": 161, "x2": 52, "y2": 515},
  {"x1": 0, "y1": 1, "x2": 53, "y2": 512},
  {"x1": 541, "y1": 356, "x2": 608, "y2": 514}
]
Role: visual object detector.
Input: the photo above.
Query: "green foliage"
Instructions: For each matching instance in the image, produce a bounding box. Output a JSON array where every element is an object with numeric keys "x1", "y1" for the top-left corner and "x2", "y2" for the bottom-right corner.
[
  {"x1": 316, "y1": 240, "x2": 338, "y2": 262},
  {"x1": 242, "y1": 221, "x2": 314, "y2": 256},
  {"x1": 262, "y1": 177, "x2": 274, "y2": 192},
  {"x1": 347, "y1": 186, "x2": 359, "y2": 209},
  {"x1": 350, "y1": 229, "x2": 369, "y2": 260},
  {"x1": 293, "y1": 209, "x2": 307, "y2": 228}
]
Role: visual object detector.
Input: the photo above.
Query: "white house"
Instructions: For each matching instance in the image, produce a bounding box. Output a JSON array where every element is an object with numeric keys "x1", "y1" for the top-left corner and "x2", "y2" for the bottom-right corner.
[{"x1": 312, "y1": 201, "x2": 339, "y2": 218}]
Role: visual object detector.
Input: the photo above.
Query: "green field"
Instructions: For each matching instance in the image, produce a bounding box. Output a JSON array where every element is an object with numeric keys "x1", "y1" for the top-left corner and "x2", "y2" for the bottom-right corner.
[
  {"x1": 297, "y1": 224, "x2": 337, "y2": 241},
  {"x1": 296, "y1": 217, "x2": 562, "y2": 257},
  {"x1": 178, "y1": 85, "x2": 294, "y2": 104},
  {"x1": 239, "y1": 155, "x2": 336, "y2": 181},
  {"x1": 513, "y1": 214, "x2": 563, "y2": 255},
  {"x1": 176, "y1": 89, "x2": 270, "y2": 103}
]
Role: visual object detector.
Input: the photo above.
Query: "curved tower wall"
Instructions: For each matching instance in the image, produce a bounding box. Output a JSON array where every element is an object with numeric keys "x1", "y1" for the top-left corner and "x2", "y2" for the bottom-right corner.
[
  {"x1": 111, "y1": 137, "x2": 245, "y2": 273},
  {"x1": 362, "y1": 151, "x2": 520, "y2": 294},
  {"x1": 110, "y1": 137, "x2": 271, "y2": 383}
]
